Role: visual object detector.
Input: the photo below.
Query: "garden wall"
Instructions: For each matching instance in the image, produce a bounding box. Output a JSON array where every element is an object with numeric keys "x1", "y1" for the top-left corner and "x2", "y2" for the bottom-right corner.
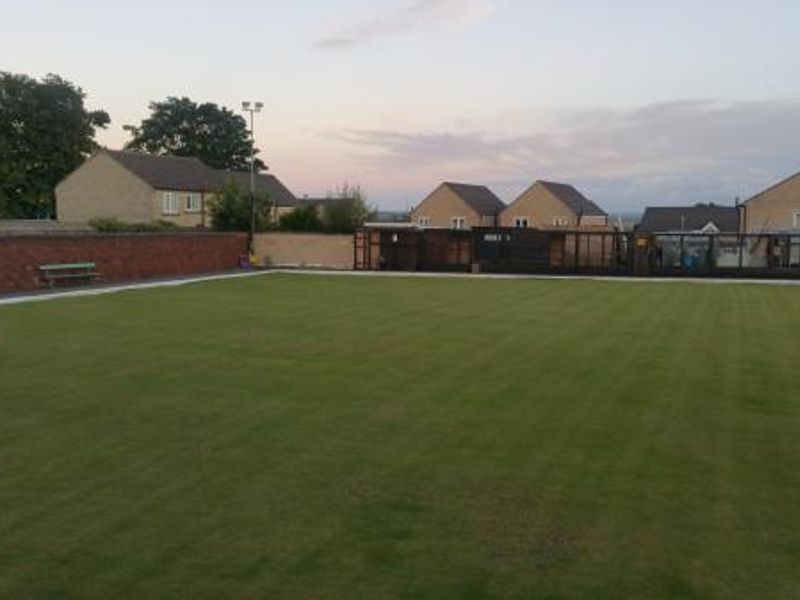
[
  {"x1": 0, "y1": 232, "x2": 247, "y2": 294},
  {"x1": 253, "y1": 233, "x2": 353, "y2": 270}
]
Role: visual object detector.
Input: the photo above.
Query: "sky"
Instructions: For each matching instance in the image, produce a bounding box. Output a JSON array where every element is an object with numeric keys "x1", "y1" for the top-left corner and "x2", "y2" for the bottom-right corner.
[{"x1": 3, "y1": 0, "x2": 800, "y2": 213}]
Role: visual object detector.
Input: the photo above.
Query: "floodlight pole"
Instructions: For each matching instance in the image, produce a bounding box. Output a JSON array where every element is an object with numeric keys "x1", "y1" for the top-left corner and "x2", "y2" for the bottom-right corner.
[{"x1": 242, "y1": 101, "x2": 263, "y2": 254}]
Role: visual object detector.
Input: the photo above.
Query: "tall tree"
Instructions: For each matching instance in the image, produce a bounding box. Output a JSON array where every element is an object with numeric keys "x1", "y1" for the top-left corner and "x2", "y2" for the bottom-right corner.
[
  {"x1": 0, "y1": 72, "x2": 109, "y2": 218},
  {"x1": 124, "y1": 97, "x2": 264, "y2": 171}
]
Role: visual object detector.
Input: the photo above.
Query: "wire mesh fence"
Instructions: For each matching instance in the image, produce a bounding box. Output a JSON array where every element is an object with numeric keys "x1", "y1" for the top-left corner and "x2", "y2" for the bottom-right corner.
[{"x1": 355, "y1": 228, "x2": 800, "y2": 279}]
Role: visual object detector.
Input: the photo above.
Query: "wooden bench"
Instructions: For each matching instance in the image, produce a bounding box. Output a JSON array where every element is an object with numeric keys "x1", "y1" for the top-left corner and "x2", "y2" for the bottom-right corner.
[{"x1": 38, "y1": 262, "x2": 99, "y2": 288}]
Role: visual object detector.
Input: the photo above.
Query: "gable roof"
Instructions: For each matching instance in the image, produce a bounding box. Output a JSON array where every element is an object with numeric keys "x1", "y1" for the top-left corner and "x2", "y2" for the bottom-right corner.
[
  {"x1": 106, "y1": 150, "x2": 219, "y2": 192},
  {"x1": 442, "y1": 182, "x2": 505, "y2": 215},
  {"x1": 105, "y1": 149, "x2": 298, "y2": 207},
  {"x1": 639, "y1": 206, "x2": 740, "y2": 233},
  {"x1": 538, "y1": 181, "x2": 607, "y2": 217},
  {"x1": 743, "y1": 170, "x2": 800, "y2": 205}
]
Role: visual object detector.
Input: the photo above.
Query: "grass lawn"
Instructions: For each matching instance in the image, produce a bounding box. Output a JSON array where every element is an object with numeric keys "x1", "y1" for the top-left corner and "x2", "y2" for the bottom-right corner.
[{"x1": 1, "y1": 274, "x2": 799, "y2": 599}]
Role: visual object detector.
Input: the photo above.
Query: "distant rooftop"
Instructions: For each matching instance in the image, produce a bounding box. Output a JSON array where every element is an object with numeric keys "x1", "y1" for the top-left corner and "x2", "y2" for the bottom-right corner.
[
  {"x1": 443, "y1": 182, "x2": 506, "y2": 215},
  {"x1": 537, "y1": 181, "x2": 607, "y2": 217},
  {"x1": 639, "y1": 205, "x2": 740, "y2": 233}
]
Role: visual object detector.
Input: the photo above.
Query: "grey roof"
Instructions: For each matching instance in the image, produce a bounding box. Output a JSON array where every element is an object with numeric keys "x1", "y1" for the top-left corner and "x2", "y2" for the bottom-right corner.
[
  {"x1": 295, "y1": 197, "x2": 333, "y2": 207},
  {"x1": 443, "y1": 182, "x2": 505, "y2": 215},
  {"x1": 539, "y1": 181, "x2": 607, "y2": 217},
  {"x1": 107, "y1": 150, "x2": 219, "y2": 191},
  {"x1": 105, "y1": 150, "x2": 298, "y2": 207},
  {"x1": 639, "y1": 206, "x2": 740, "y2": 233},
  {"x1": 216, "y1": 171, "x2": 299, "y2": 208}
]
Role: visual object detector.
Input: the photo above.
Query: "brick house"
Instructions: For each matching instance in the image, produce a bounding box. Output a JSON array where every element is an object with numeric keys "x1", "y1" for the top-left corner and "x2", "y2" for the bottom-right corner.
[
  {"x1": 56, "y1": 149, "x2": 298, "y2": 227},
  {"x1": 740, "y1": 171, "x2": 800, "y2": 233},
  {"x1": 501, "y1": 181, "x2": 608, "y2": 229},
  {"x1": 409, "y1": 182, "x2": 505, "y2": 229}
]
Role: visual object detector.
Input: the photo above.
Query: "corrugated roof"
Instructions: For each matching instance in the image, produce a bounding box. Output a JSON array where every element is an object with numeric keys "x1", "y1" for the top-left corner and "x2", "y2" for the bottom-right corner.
[
  {"x1": 105, "y1": 150, "x2": 298, "y2": 207},
  {"x1": 639, "y1": 206, "x2": 740, "y2": 233},
  {"x1": 539, "y1": 181, "x2": 607, "y2": 217},
  {"x1": 443, "y1": 182, "x2": 505, "y2": 215}
]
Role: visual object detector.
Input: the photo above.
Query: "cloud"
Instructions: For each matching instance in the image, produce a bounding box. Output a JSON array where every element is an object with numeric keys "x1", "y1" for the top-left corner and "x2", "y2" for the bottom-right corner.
[
  {"x1": 314, "y1": 0, "x2": 493, "y2": 49},
  {"x1": 329, "y1": 99, "x2": 800, "y2": 211}
]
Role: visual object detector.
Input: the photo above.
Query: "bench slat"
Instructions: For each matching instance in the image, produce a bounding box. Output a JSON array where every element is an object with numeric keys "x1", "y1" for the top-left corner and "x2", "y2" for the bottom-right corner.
[
  {"x1": 39, "y1": 263, "x2": 96, "y2": 271},
  {"x1": 42, "y1": 273, "x2": 99, "y2": 280}
]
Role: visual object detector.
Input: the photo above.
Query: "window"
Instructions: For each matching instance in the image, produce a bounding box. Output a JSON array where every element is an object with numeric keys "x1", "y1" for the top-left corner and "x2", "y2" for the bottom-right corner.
[
  {"x1": 514, "y1": 217, "x2": 529, "y2": 228},
  {"x1": 417, "y1": 216, "x2": 431, "y2": 227},
  {"x1": 162, "y1": 192, "x2": 179, "y2": 215},
  {"x1": 185, "y1": 193, "x2": 201, "y2": 213},
  {"x1": 794, "y1": 212, "x2": 800, "y2": 230},
  {"x1": 451, "y1": 217, "x2": 466, "y2": 230},
  {"x1": 552, "y1": 216, "x2": 569, "y2": 227}
]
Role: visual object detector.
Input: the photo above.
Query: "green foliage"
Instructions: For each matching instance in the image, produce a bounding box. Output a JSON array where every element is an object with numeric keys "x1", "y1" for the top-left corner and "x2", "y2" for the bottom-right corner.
[
  {"x1": 0, "y1": 72, "x2": 109, "y2": 219},
  {"x1": 88, "y1": 217, "x2": 179, "y2": 233},
  {"x1": 320, "y1": 183, "x2": 376, "y2": 234},
  {"x1": 124, "y1": 97, "x2": 264, "y2": 171},
  {"x1": 279, "y1": 205, "x2": 323, "y2": 232},
  {"x1": 210, "y1": 178, "x2": 272, "y2": 232}
]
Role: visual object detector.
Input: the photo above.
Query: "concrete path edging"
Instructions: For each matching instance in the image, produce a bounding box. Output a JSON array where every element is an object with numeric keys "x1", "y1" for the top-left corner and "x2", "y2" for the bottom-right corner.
[{"x1": 0, "y1": 270, "x2": 273, "y2": 306}]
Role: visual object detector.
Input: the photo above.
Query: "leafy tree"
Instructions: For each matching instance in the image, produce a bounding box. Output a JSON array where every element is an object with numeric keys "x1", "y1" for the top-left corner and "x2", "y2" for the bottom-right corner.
[
  {"x1": 279, "y1": 205, "x2": 323, "y2": 232},
  {"x1": 0, "y1": 72, "x2": 109, "y2": 218},
  {"x1": 124, "y1": 97, "x2": 264, "y2": 171},
  {"x1": 321, "y1": 183, "x2": 375, "y2": 234},
  {"x1": 210, "y1": 178, "x2": 273, "y2": 232}
]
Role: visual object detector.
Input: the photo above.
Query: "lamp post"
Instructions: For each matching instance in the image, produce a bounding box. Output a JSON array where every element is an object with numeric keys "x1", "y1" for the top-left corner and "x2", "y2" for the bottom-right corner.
[{"x1": 241, "y1": 101, "x2": 263, "y2": 253}]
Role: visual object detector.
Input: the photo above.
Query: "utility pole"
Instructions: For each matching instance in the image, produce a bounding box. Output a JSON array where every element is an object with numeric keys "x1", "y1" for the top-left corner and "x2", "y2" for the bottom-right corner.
[{"x1": 241, "y1": 101, "x2": 263, "y2": 254}]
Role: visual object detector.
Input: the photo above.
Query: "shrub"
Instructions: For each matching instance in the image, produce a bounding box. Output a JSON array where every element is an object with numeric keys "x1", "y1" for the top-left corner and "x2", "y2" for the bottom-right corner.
[
  {"x1": 279, "y1": 205, "x2": 323, "y2": 232},
  {"x1": 89, "y1": 217, "x2": 179, "y2": 233}
]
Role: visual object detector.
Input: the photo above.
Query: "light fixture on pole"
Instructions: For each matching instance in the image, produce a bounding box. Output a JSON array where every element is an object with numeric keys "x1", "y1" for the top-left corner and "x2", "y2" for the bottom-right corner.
[{"x1": 241, "y1": 101, "x2": 263, "y2": 253}]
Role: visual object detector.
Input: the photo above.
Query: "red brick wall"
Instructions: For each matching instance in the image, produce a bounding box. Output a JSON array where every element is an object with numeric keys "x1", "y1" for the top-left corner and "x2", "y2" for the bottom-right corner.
[{"x1": 0, "y1": 233, "x2": 248, "y2": 293}]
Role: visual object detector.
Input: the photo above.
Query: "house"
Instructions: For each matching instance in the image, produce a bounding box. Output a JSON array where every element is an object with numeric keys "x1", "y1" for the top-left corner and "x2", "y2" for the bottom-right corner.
[
  {"x1": 500, "y1": 181, "x2": 608, "y2": 229},
  {"x1": 638, "y1": 205, "x2": 740, "y2": 233},
  {"x1": 56, "y1": 149, "x2": 297, "y2": 227},
  {"x1": 638, "y1": 205, "x2": 743, "y2": 271},
  {"x1": 740, "y1": 171, "x2": 800, "y2": 233},
  {"x1": 410, "y1": 182, "x2": 505, "y2": 229}
]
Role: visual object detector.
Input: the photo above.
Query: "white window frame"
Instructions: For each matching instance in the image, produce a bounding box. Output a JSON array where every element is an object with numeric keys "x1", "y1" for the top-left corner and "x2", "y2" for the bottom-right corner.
[
  {"x1": 417, "y1": 216, "x2": 431, "y2": 227},
  {"x1": 451, "y1": 216, "x2": 466, "y2": 230},
  {"x1": 514, "y1": 217, "x2": 530, "y2": 228},
  {"x1": 552, "y1": 216, "x2": 569, "y2": 227},
  {"x1": 793, "y1": 212, "x2": 800, "y2": 230},
  {"x1": 185, "y1": 193, "x2": 201, "y2": 213},
  {"x1": 162, "y1": 192, "x2": 179, "y2": 215},
  {"x1": 700, "y1": 222, "x2": 720, "y2": 234}
]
